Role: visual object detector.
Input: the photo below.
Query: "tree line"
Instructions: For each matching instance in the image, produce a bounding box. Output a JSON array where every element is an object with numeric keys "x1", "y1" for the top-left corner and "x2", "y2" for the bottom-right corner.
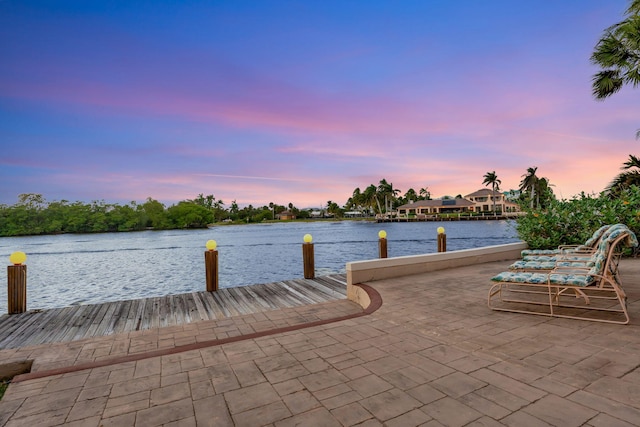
[
  {"x1": 4, "y1": 150, "x2": 639, "y2": 237},
  {"x1": 0, "y1": 169, "x2": 546, "y2": 237},
  {"x1": 0, "y1": 194, "x2": 314, "y2": 237}
]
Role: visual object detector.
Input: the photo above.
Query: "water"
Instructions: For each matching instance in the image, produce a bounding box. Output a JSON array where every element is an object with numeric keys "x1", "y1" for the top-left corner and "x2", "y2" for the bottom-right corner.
[{"x1": 0, "y1": 220, "x2": 519, "y2": 313}]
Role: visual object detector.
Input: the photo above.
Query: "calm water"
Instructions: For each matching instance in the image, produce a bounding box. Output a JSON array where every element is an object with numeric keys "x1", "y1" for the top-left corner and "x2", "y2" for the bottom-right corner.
[{"x1": 0, "y1": 220, "x2": 519, "y2": 313}]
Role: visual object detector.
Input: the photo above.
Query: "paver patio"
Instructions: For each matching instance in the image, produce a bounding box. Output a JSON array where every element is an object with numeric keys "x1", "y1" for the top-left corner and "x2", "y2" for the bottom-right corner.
[{"x1": 0, "y1": 258, "x2": 639, "y2": 426}]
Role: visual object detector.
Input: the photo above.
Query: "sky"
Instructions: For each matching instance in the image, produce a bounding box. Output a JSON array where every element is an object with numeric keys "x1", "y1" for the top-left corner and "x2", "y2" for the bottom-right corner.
[{"x1": 1, "y1": 0, "x2": 639, "y2": 209}]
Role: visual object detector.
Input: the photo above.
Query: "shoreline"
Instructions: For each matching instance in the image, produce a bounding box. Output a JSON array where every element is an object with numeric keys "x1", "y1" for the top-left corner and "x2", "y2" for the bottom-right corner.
[{"x1": 1, "y1": 216, "x2": 520, "y2": 238}]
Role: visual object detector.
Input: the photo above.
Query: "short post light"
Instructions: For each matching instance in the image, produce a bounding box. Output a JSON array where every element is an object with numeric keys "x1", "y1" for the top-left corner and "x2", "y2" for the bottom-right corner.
[
  {"x1": 205, "y1": 240, "x2": 219, "y2": 292},
  {"x1": 378, "y1": 230, "x2": 388, "y2": 258},
  {"x1": 302, "y1": 234, "x2": 315, "y2": 279},
  {"x1": 8, "y1": 251, "x2": 27, "y2": 314},
  {"x1": 437, "y1": 227, "x2": 446, "y2": 252}
]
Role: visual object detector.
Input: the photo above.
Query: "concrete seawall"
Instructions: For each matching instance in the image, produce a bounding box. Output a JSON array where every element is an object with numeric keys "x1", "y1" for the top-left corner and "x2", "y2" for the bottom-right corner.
[{"x1": 346, "y1": 241, "x2": 528, "y2": 307}]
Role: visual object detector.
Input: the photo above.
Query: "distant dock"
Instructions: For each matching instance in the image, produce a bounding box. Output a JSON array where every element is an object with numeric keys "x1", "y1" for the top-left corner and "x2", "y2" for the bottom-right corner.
[
  {"x1": 376, "y1": 213, "x2": 521, "y2": 222},
  {"x1": 0, "y1": 275, "x2": 347, "y2": 349}
]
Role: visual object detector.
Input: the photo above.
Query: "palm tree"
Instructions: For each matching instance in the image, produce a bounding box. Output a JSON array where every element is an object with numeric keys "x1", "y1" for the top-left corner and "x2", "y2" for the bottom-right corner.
[
  {"x1": 269, "y1": 202, "x2": 275, "y2": 219},
  {"x1": 347, "y1": 188, "x2": 363, "y2": 211},
  {"x1": 607, "y1": 154, "x2": 640, "y2": 196},
  {"x1": 623, "y1": 154, "x2": 640, "y2": 170},
  {"x1": 536, "y1": 177, "x2": 555, "y2": 209},
  {"x1": 482, "y1": 171, "x2": 502, "y2": 213},
  {"x1": 363, "y1": 184, "x2": 380, "y2": 214},
  {"x1": 326, "y1": 201, "x2": 341, "y2": 217},
  {"x1": 519, "y1": 167, "x2": 539, "y2": 209},
  {"x1": 591, "y1": 1, "x2": 640, "y2": 100},
  {"x1": 419, "y1": 187, "x2": 431, "y2": 200},
  {"x1": 403, "y1": 188, "x2": 418, "y2": 204},
  {"x1": 377, "y1": 179, "x2": 400, "y2": 213}
]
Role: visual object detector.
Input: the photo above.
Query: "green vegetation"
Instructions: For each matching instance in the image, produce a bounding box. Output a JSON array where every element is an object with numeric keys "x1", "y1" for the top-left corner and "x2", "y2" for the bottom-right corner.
[
  {"x1": 0, "y1": 194, "x2": 212, "y2": 236},
  {"x1": 0, "y1": 193, "x2": 311, "y2": 237},
  {"x1": 607, "y1": 154, "x2": 640, "y2": 196},
  {"x1": 344, "y1": 179, "x2": 432, "y2": 216},
  {"x1": 590, "y1": 1, "x2": 640, "y2": 196},
  {"x1": 0, "y1": 381, "x2": 7, "y2": 400},
  {"x1": 515, "y1": 186, "x2": 640, "y2": 250},
  {"x1": 2, "y1": 166, "x2": 639, "y2": 251},
  {"x1": 591, "y1": 0, "x2": 640, "y2": 102},
  {"x1": 518, "y1": 167, "x2": 554, "y2": 210}
]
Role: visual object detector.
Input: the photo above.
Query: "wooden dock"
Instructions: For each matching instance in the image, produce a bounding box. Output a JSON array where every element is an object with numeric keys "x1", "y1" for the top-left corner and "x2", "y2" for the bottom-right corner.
[{"x1": 0, "y1": 275, "x2": 347, "y2": 349}]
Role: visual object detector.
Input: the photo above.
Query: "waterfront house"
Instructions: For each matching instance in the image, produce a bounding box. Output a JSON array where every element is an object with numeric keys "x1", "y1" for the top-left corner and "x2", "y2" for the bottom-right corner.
[
  {"x1": 396, "y1": 198, "x2": 475, "y2": 218},
  {"x1": 464, "y1": 189, "x2": 520, "y2": 213},
  {"x1": 396, "y1": 189, "x2": 520, "y2": 218},
  {"x1": 277, "y1": 210, "x2": 296, "y2": 220},
  {"x1": 344, "y1": 211, "x2": 366, "y2": 218}
]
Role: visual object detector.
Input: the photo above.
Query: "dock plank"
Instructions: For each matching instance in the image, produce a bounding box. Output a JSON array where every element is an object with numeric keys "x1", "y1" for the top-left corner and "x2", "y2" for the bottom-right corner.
[
  {"x1": 198, "y1": 291, "x2": 226, "y2": 319},
  {"x1": 42, "y1": 307, "x2": 79, "y2": 344},
  {"x1": 0, "y1": 310, "x2": 49, "y2": 348},
  {"x1": 83, "y1": 301, "x2": 114, "y2": 339},
  {"x1": 190, "y1": 292, "x2": 211, "y2": 322},
  {"x1": 0, "y1": 275, "x2": 347, "y2": 349}
]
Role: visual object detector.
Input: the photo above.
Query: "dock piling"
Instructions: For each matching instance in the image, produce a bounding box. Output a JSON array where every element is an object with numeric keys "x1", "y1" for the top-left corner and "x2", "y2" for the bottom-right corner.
[
  {"x1": 205, "y1": 240, "x2": 219, "y2": 292},
  {"x1": 8, "y1": 252, "x2": 27, "y2": 314},
  {"x1": 378, "y1": 230, "x2": 388, "y2": 258},
  {"x1": 302, "y1": 234, "x2": 315, "y2": 279},
  {"x1": 437, "y1": 227, "x2": 447, "y2": 252}
]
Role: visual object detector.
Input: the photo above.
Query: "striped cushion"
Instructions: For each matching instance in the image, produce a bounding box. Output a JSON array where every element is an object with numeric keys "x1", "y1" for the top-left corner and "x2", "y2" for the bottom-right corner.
[
  {"x1": 491, "y1": 271, "x2": 595, "y2": 287},
  {"x1": 509, "y1": 260, "x2": 593, "y2": 270}
]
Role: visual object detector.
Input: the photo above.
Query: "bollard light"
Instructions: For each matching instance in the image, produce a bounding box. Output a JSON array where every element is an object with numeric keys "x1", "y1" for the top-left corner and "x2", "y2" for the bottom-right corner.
[
  {"x1": 204, "y1": 241, "x2": 219, "y2": 291},
  {"x1": 7, "y1": 251, "x2": 27, "y2": 314},
  {"x1": 437, "y1": 227, "x2": 447, "y2": 252},
  {"x1": 9, "y1": 251, "x2": 27, "y2": 265},
  {"x1": 302, "y1": 234, "x2": 315, "y2": 278},
  {"x1": 378, "y1": 230, "x2": 388, "y2": 258},
  {"x1": 206, "y1": 239, "x2": 217, "y2": 251}
]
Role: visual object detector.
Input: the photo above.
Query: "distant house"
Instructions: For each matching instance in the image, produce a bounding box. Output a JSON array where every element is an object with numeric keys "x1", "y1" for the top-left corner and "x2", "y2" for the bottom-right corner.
[
  {"x1": 396, "y1": 189, "x2": 520, "y2": 217},
  {"x1": 309, "y1": 210, "x2": 334, "y2": 218},
  {"x1": 464, "y1": 189, "x2": 519, "y2": 213},
  {"x1": 277, "y1": 210, "x2": 296, "y2": 220},
  {"x1": 396, "y1": 198, "x2": 475, "y2": 217}
]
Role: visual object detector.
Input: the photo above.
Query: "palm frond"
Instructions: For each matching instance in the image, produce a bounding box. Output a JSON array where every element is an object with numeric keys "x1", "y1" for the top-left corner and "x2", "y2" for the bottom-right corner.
[
  {"x1": 592, "y1": 70, "x2": 624, "y2": 99},
  {"x1": 622, "y1": 154, "x2": 640, "y2": 169}
]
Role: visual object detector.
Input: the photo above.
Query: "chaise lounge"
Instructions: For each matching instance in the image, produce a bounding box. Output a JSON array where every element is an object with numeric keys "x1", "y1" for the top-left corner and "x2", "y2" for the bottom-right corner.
[
  {"x1": 488, "y1": 224, "x2": 638, "y2": 324},
  {"x1": 520, "y1": 224, "x2": 612, "y2": 259},
  {"x1": 509, "y1": 224, "x2": 627, "y2": 272}
]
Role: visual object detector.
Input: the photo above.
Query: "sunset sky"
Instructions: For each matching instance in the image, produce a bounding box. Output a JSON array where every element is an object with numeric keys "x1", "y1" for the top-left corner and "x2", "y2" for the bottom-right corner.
[{"x1": 2, "y1": 0, "x2": 639, "y2": 209}]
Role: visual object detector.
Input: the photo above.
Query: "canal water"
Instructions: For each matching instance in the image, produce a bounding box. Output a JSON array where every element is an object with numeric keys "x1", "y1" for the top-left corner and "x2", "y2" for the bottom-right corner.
[{"x1": 0, "y1": 220, "x2": 519, "y2": 313}]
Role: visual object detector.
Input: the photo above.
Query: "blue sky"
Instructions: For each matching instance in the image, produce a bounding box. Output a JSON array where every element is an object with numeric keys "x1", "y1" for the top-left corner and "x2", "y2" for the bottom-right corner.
[{"x1": 1, "y1": 0, "x2": 638, "y2": 208}]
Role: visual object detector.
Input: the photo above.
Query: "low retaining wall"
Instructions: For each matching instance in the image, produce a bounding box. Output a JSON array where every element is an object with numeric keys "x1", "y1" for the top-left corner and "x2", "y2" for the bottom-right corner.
[{"x1": 346, "y1": 242, "x2": 527, "y2": 307}]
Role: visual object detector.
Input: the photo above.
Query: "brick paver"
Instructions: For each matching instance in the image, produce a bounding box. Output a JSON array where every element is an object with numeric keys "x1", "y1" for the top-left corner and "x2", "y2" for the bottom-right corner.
[{"x1": 0, "y1": 258, "x2": 639, "y2": 426}]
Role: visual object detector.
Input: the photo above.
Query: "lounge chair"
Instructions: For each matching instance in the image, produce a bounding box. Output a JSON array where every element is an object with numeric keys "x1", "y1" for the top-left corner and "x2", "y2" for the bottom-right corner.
[
  {"x1": 520, "y1": 224, "x2": 612, "y2": 258},
  {"x1": 519, "y1": 224, "x2": 628, "y2": 264},
  {"x1": 510, "y1": 224, "x2": 626, "y2": 271},
  {"x1": 511, "y1": 224, "x2": 633, "y2": 283},
  {"x1": 488, "y1": 225, "x2": 638, "y2": 324}
]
